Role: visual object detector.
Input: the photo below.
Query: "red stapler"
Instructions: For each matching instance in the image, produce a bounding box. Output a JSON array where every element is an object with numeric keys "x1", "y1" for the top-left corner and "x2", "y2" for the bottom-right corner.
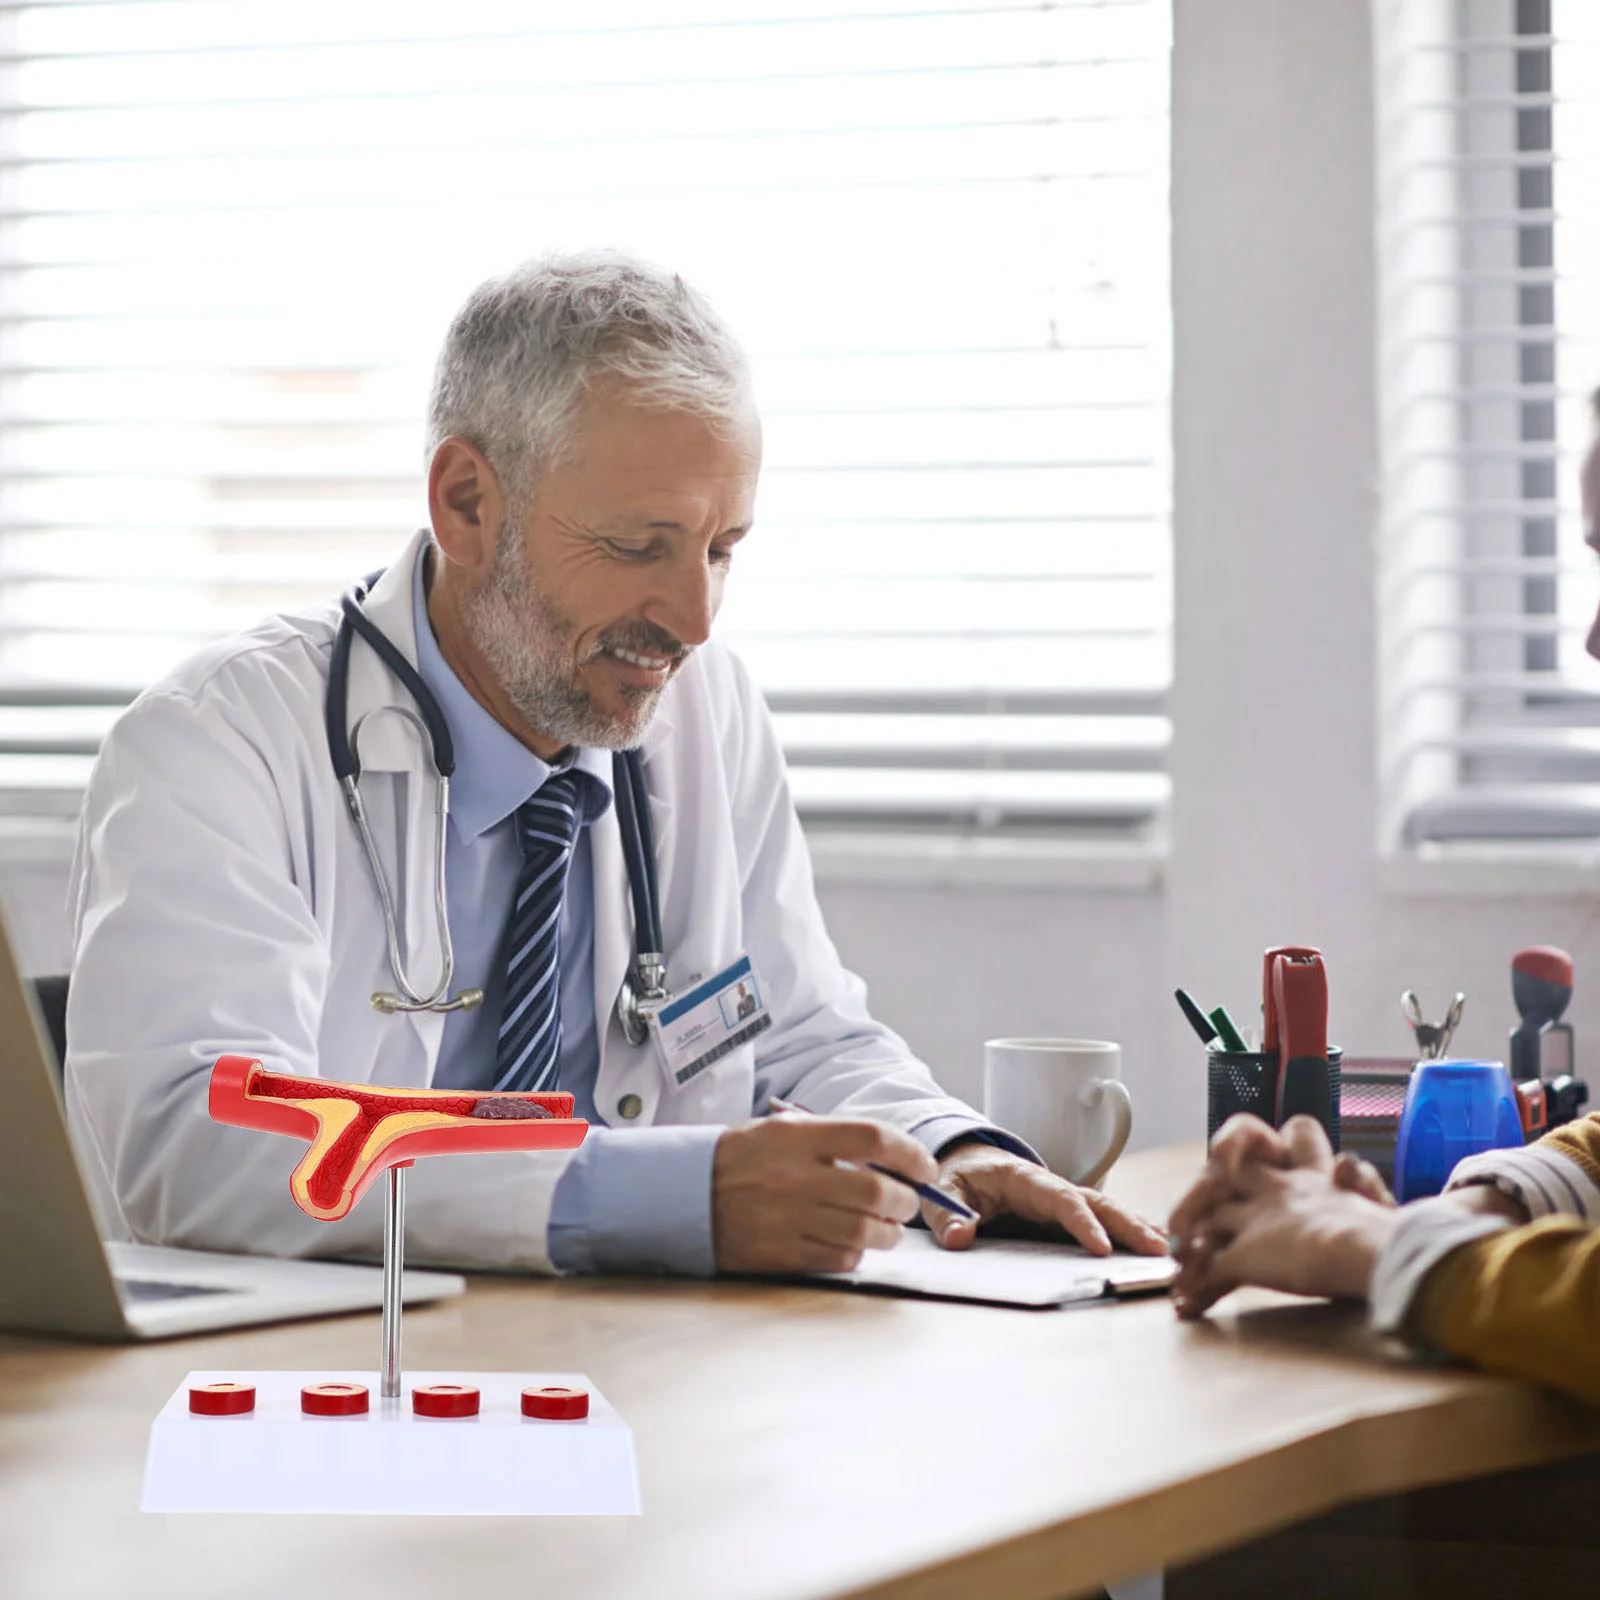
[
  {"x1": 1271, "y1": 949, "x2": 1334, "y2": 1133},
  {"x1": 1263, "y1": 945, "x2": 1321, "y2": 1057}
]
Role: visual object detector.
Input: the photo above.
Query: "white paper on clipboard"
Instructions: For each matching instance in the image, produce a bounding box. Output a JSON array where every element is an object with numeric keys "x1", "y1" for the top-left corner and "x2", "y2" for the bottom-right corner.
[{"x1": 808, "y1": 1232, "x2": 1176, "y2": 1309}]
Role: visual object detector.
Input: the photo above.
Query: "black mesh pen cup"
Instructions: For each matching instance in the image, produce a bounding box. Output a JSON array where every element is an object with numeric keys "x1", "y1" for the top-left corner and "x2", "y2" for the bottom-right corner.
[{"x1": 1206, "y1": 1048, "x2": 1342, "y2": 1152}]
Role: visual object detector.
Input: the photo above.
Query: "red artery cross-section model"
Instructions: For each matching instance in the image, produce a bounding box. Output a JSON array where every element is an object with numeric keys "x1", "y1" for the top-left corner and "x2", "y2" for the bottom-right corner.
[{"x1": 208, "y1": 1055, "x2": 588, "y2": 1222}]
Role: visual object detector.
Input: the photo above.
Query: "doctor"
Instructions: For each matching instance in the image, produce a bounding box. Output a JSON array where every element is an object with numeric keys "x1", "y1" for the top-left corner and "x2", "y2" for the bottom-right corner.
[{"x1": 66, "y1": 252, "x2": 1165, "y2": 1276}]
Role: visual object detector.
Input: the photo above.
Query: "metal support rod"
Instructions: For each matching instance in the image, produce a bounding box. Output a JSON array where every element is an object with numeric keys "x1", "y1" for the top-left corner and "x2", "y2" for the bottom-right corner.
[{"x1": 381, "y1": 1164, "x2": 406, "y2": 1398}]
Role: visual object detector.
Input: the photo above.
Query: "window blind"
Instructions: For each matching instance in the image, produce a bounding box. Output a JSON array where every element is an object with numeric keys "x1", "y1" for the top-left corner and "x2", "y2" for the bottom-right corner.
[
  {"x1": 1377, "y1": 0, "x2": 1600, "y2": 846},
  {"x1": 0, "y1": 0, "x2": 1172, "y2": 836}
]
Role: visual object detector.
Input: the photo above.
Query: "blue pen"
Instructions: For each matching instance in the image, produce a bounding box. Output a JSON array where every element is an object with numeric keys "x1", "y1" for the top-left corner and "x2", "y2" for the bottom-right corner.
[{"x1": 766, "y1": 1095, "x2": 979, "y2": 1221}]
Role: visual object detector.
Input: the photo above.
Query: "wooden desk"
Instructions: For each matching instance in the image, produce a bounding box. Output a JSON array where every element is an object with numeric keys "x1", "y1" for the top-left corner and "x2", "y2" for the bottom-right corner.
[{"x1": 3, "y1": 1143, "x2": 1598, "y2": 1600}]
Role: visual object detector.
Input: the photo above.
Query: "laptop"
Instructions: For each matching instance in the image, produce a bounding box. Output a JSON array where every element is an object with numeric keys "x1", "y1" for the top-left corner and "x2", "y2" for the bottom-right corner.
[{"x1": 0, "y1": 925, "x2": 465, "y2": 1341}]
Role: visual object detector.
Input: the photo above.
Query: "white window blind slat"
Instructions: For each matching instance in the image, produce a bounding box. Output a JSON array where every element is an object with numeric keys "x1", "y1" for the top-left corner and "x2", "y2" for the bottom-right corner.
[
  {"x1": 1379, "y1": 0, "x2": 1600, "y2": 846},
  {"x1": 0, "y1": 0, "x2": 1172, "y2": 835}
]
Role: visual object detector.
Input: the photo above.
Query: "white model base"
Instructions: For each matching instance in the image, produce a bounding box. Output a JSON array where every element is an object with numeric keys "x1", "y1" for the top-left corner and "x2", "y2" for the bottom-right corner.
[{"x1": 141, "y1": 1371, "x2": 640, "y2": 1515}]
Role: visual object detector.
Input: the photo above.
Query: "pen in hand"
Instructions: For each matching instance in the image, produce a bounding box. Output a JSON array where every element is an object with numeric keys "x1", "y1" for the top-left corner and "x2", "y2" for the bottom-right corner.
[{"x1": 765, "y1": 1095, "x2": 979, "y2": 1221}]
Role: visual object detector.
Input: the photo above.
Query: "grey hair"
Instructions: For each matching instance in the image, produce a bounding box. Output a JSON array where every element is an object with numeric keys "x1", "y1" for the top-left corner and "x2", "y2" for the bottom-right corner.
[{"x1": 427, "y1": 250, "x2": 752, "y2": 504}]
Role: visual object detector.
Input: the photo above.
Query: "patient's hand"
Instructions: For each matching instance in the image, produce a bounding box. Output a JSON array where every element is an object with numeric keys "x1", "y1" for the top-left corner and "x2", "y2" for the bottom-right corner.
[
  {"x1": 1168, "y1": 1114, "x2": 1397, "y2": 1319},
  {"x1": 1167, "y1": 1114, "x2": 1391, "y2": 1254}
]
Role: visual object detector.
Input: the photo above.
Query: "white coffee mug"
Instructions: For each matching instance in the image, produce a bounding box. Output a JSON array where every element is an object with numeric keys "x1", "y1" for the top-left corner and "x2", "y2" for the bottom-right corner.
[{"x1": 982, "y1": 1038, "x2": 1134, "y2": 1188}]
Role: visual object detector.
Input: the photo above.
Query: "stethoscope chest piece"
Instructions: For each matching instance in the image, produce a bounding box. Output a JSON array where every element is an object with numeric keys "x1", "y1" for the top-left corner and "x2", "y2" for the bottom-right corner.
[{"x1": 617, "y1": 952, "x2": 670, "y2": 1047}]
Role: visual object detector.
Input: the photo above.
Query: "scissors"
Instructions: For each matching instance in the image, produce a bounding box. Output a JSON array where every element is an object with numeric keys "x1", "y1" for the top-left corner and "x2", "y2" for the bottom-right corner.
[{"x1": 1401, "y1": 991, "x2": 1465, "y2": 1060}]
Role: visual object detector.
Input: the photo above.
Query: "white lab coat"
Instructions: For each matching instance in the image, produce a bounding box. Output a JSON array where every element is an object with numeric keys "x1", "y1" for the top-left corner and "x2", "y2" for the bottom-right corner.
[{"x1": 66, "y1": 529, "x2": 984, "y2": 1272}]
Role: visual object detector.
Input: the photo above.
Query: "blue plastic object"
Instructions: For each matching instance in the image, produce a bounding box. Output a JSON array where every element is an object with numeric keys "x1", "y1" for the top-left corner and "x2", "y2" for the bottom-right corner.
[{"x1": 1392, "y1": 1059, "x2": 1524, "y2": 1203}]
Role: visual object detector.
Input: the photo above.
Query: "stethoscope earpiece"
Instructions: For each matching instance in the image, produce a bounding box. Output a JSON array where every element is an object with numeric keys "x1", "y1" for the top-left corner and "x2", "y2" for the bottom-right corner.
[{"x1": 371, "y1": 988, "x2": 485, "y2": 1016}]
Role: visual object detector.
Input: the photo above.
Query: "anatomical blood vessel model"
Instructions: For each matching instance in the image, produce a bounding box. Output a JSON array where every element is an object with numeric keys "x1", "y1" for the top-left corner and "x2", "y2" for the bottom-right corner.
[
  {"x1": 208, "y1": 1055, "x2": 585, "y2": 1220},
  {"x1": 208, "y1": 1055, "x2": 587, "y2": 1396},
  {"x1": 139, "y1": 1056, "x2": 638, "y2": 1518}
]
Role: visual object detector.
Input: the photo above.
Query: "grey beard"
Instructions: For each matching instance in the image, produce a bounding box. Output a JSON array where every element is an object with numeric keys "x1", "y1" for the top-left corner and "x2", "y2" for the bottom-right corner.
[{"x1": 464, "y1": 532, "x2": 672, "y2": 751}]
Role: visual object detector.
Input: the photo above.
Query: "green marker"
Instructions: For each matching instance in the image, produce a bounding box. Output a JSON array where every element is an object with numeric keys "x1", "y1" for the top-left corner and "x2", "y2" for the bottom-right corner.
[{"x1": 1208, "y1": 1005, "x2": 1248, "y2": 1053}]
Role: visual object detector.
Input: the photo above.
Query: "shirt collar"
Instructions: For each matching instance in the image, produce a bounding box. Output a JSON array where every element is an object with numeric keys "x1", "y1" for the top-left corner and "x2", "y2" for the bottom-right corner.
[{"x1": 410, "y1": 542, "x2": 614, "y2": 842}]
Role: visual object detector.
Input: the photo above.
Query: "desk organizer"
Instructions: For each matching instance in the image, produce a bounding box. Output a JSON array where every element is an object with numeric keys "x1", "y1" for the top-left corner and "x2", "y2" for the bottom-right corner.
[
  {"x1": 1338, "y1": 1057, "x2": 1415, "y2": 1184},
  {"x1": 1206, "y1": 1048, "x2": 1342, "y2": 1152}
]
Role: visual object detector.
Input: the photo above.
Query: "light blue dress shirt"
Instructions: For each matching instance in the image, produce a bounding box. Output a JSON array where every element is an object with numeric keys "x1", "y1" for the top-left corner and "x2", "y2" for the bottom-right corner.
[{"x1": 410, "y1": 554, "x2": 721, "y2": 1274}]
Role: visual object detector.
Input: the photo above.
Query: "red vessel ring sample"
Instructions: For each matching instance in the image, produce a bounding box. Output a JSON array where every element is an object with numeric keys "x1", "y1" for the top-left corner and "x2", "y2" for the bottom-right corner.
[
  {"x1": 522, "y1": 1385, "x2": 590, "y2": 1421},
  {"x1": 207, "y1": 1055, "x2": 587, "y2": 1222},
  {"x1": 301, "y1": 1382, "x2": 370, "y2": 1416},
  {"x1": 413, "y1": 1384, "x2": 480, "y2": 1419},
  {"x1": 189, "y1": 1381, "x2": 256, "y2": 1416}
]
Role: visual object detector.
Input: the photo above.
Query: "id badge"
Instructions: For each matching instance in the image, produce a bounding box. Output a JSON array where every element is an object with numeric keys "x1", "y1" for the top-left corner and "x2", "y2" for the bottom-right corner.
[{"x1": 648, "y1": 955, "x2": 771, "y2": 1090}]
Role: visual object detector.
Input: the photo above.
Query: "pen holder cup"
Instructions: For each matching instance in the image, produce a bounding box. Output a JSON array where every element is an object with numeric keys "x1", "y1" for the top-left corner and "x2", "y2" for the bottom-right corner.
[{"x1": 1206, "y1": 1048, "x2": 1342, "y2": 1153}]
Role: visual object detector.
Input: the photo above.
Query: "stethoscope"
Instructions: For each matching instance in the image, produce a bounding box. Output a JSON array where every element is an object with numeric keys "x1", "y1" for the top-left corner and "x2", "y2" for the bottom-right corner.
[{"x1": 324, "y1": 573, "x2": 670, "y2": 1045}]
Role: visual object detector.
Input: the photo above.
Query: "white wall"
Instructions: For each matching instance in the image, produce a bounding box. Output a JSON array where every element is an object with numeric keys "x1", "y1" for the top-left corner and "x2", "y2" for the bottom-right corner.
[
  {"x1": 817, "y1": 873, "x2": 1166, "y2": 1129},
  {"x1": 9, "y1": 0, "x2": 1600, "y2": 1158}
]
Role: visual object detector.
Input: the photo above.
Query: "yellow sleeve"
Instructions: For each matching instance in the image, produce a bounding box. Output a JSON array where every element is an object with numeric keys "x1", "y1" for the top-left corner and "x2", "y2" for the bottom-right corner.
[
  {"x1": 1408, "y1": 1215, "x2": 1600, "y2": 1408},
  {"x1": 1540, "y1": 1111, "x2": 1600, "y2": 1190}
]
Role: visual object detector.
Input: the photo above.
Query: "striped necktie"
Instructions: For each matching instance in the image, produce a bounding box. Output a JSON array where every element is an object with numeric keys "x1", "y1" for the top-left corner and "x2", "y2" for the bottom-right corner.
[{"x1": 493, "y1": 769, "x2": 593, "y2": 1095}]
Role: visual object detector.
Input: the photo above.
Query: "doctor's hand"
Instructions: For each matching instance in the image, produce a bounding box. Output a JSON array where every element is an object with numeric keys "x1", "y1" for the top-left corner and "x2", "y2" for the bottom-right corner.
[
  {"x1": 712, "y1": 1114, "x2": 939, "y2": 1274},
  {"x1": 925, "y1": 1141, "x2": 1168, "y2": 1258}
]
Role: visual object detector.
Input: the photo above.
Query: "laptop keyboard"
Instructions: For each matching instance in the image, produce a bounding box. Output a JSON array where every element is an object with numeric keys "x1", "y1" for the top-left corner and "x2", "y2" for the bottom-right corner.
[{"x1": 119, "y1": 1277, "x2": 234, "y2": 1303}]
